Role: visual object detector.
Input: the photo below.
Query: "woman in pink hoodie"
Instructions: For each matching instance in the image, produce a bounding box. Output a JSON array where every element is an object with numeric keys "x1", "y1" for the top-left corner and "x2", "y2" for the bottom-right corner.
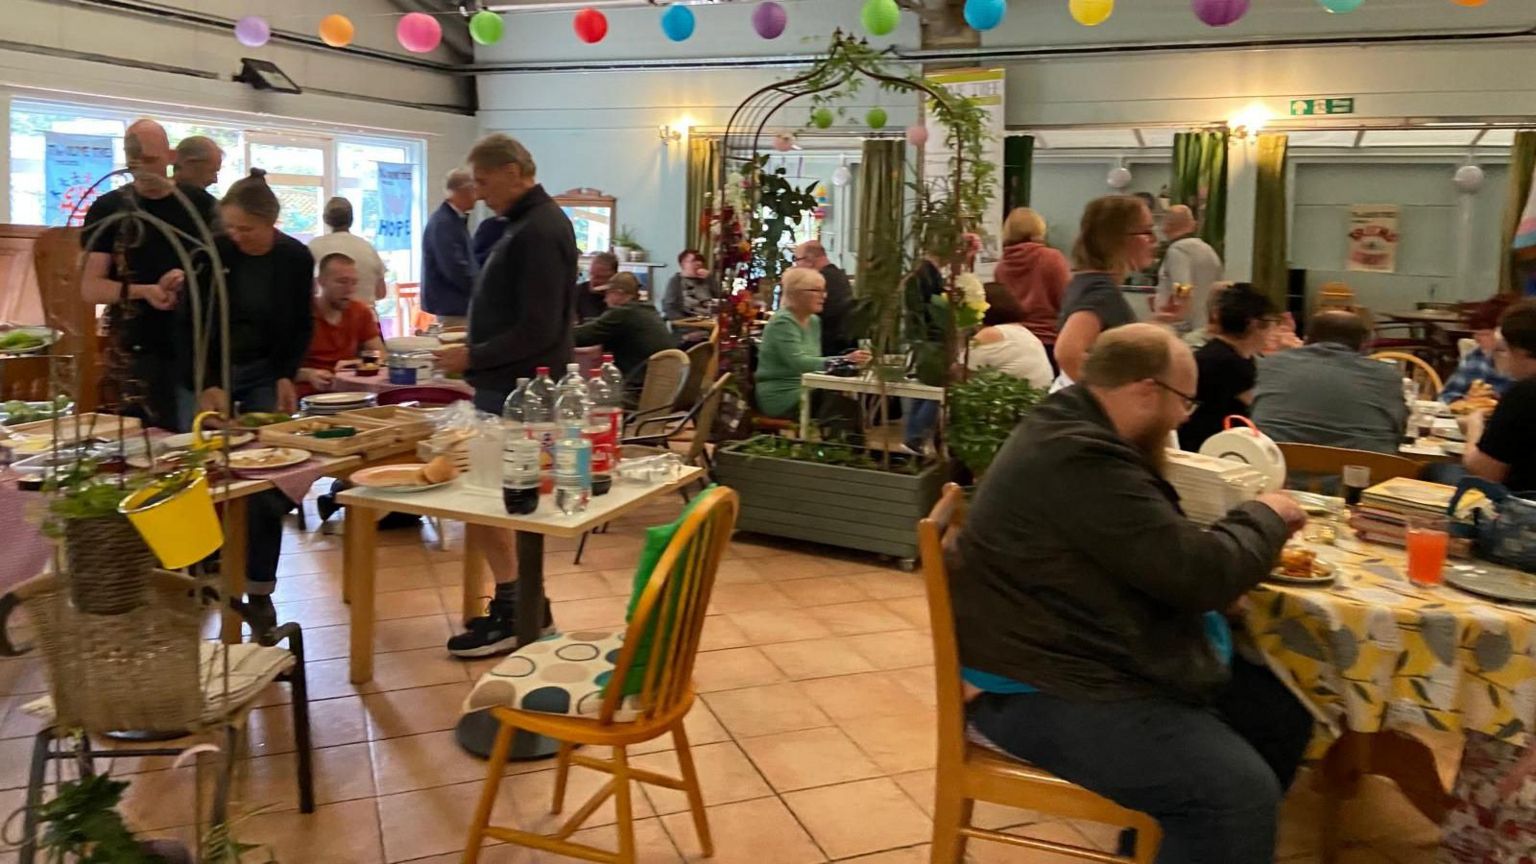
[{"x1": 993, "y1": 208, "x2": 1071, "y2": 372}]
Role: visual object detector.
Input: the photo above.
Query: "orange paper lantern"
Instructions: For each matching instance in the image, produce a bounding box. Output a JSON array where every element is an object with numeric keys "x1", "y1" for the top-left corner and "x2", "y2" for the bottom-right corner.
[
  {"x1": 1450, "y1": 0, "x2": 1487, "y2": 5},
  {"x1": 319, "y1": 14, "x2": 355, "y2": 48}
]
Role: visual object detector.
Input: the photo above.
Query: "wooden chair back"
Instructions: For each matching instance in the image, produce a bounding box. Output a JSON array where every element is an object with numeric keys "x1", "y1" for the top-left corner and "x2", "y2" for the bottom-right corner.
[
  {"x1": 599, "y1": 486, "x2": 738, "y2": 725},
  {"x1": 1277, "y1": 442, "x2": 1424, "y2": 493},
  {"x1": 28, "y1": 227, "x2": 100, "y2": 411},
  {"x1": 632, "y1": 349, "x2": 690, "y2": 438},
  {"x1": 919, "y1": 482, "x2": 970, "y2": 771},
  {"x1": 676, "y1": 341, "x2": 716, "y2": 410},
  {"x1": 686, "y1": 374, "x2": 731, "y2": 468},
  {"x1": 1317, "y1": 281, "x2": 1357, "y2": 312},
  {"x1": 1370, "y1": 351, "x2": 1444, "y2": 400}
]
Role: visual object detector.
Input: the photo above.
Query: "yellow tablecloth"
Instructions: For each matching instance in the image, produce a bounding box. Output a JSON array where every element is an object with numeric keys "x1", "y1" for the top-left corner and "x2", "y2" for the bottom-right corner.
[{"x1": 1244, "y1": 536, "x2": 1536, "y2": 746}]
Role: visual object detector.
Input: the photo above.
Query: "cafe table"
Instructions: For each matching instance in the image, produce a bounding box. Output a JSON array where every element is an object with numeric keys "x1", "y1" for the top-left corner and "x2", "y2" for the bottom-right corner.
[
  {"x1": 336, "y1": 466, "x2": 704, "y2": 758},
  {"x1": 798, "y1": 370, "x2": 944, "y2": 439},
  {"x1": 1242, "y1": 532, "x2": 1536, "y2": 854}
]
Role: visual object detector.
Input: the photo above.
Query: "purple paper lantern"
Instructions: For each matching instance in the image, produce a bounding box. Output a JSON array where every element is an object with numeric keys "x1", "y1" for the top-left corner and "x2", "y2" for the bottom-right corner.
[
  {"x1": 752, "y1": 2, "x2": 788, "y2": 39},
  {"x1": 1192, "y1": 0, "x2": 1249, "y2": 26},
  {"x1": 234, "y1": 16, "x2": 270, "y2": 48}
]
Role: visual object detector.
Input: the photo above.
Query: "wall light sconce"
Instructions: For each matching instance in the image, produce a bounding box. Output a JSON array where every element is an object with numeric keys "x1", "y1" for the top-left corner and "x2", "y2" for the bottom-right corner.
[
  {"x1": 658, "y1": 124, "x2": 683, "y2": 145},
  {"x1": 1228, "y1": 104, "x2": 1272, "y2": 141}
]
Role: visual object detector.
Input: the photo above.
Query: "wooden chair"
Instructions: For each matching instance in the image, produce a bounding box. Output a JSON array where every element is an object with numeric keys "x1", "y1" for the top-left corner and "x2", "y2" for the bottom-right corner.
[
  {"x1": 674, "y1": 341, "x2": 716, "y2": 411},
  {"x1": 1275, "y1": 443, "x2": 1424, "y2": 493},
  {"x1": 1369, "y1": 351, "x2": 1444, "y2": 400},
  {"x1": 1316, "y1": 282, "x2": 1357, "y2": 312},
  {"x1": 463, "y1": 487, "x2": 740, "y2": 864},
  {"x1": 627, "y1": 348, "x2": 689, "y2": 439},
  {"x1": 920, "y1": 484, "x2": 1161, "y2": 863}
]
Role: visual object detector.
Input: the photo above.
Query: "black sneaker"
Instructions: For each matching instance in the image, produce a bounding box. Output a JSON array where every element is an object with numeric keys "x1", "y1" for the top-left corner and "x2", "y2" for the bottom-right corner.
[
  {"x1": 446, "y1": 597, "x2": 556, "y2": 659},
  {"x1": 242, "y1": 594, "x2": 278, "y2": 642}
]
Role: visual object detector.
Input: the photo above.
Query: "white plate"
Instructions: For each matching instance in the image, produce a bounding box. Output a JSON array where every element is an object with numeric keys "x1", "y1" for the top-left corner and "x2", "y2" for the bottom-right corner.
[
  {"x1": 1414, "y1": 400, "x2": 1450, "y2": 418},
  {"x1": 159, "y1": 431, "x2": 254, "y2": 451},
  {"x1": 301, "y1": 391, "x2": 376, "y2": 407},
  {"x1": 352, "y1": 464, "x2": 452, "y2": 492},
  {"x1": 385, "y1": 336, "x2": 442, "y2": 353},
  {"x1": 0, "y1": 326, "x2": 60, "y2": 356},
  {"x1": 227, "y1": 447, "x2": 311, "y2": 472},
  {"x1": 1268, "y1": 558, "x2": 1337, "y2": 586}
]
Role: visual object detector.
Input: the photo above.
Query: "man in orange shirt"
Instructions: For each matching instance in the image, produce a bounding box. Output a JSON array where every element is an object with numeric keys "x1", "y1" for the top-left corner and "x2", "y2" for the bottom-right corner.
[{"x1": 296, "y1": 253, "x2": 385, "y2": 395}]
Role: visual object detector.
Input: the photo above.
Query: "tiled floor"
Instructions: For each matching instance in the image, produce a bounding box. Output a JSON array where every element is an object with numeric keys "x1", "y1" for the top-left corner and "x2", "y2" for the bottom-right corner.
[{"x1": 0, "y1": 490, "x2": 1450, "y2": 863}]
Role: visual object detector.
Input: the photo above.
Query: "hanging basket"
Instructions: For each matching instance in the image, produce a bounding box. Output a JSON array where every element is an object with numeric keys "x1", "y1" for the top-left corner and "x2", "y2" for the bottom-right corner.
[
  {"x1": 119, "y1": 469, "x2": 222, "y2": 570},
  {"x1": 63, "y1": 514, "x2": 157, "y2": 616}
]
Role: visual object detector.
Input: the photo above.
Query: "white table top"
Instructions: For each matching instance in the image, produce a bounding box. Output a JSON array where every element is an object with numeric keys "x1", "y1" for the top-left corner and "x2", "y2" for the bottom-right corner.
[
  {"x1": 336, "y1": 466, "x2": 704, "y2": 538},
  {"x1": 800, "y1": 371, "x2": 945, "y2": 401}
]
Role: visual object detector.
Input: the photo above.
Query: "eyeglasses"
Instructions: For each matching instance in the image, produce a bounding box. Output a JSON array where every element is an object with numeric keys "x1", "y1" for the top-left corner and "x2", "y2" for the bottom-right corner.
[{"x1": 1151, "y1": 379, "x2": 1200, "y2": 415}]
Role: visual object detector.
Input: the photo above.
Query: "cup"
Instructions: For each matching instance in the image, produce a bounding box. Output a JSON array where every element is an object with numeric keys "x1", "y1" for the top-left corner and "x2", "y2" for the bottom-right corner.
[
  {"x1": 1342, "y1": 464, "x2": 1370, "y2": 507},
  {"x1": 1406, "y1": 515, "x2": 1449, "y2": 587}
]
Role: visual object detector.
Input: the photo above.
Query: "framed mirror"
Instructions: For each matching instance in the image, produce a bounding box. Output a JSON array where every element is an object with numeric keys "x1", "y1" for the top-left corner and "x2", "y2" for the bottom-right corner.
[{"x1": 555, "y1": 187, "x2": 616, "y2": 255}]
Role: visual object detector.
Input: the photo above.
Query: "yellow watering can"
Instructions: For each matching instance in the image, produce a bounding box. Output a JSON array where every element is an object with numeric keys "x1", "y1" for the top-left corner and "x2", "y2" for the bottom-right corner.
[
  {"x1": 119, "y1": 410, "x2": 227, "y2": 569},
  {"x1": 187, "y1": 410, "x2": 235, "y2": 451}
]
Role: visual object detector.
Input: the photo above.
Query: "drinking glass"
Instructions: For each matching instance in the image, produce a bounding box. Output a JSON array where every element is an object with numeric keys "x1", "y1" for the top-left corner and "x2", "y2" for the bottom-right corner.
[
  {"x1": 1406, "y1": 515, "x2": 1449, "y2": 587},
  {"x1": 1342, "y1": 464, "x2": 1370, "y2": 507}
]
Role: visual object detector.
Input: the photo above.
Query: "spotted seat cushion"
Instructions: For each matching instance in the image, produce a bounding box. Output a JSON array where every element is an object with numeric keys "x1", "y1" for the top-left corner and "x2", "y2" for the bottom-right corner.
[{"x1": 463, "y1": 630, "x2": 643, "y2": 721}]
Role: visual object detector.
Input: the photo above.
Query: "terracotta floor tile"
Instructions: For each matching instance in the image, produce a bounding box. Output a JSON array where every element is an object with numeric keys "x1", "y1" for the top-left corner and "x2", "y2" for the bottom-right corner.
[
  {"x1": 890, "y1": 769, "x2": 1038, "y2": 831},
  {"x1": 761, "y1": 638, "x2": 878, "y2": 680},
  {"x1": 880, "y1": 597, "x2": 933, "y2": 631},
  {"x1": 374, "y1": 587, "x2": 447, "y2": 621},
  {"x1": 725, "y1": 609, "x2": 833, "y2": 644},
  {"x1": 240, "y1": 740, "x2": 377, "y2": 808},
  {"x1": 239, "y1": 797, "x2": 384, "y2": 864},
  {"x1": 784, "y1": 776, "x2": 931, "y2": 859},
  {"x1": 306, "y1": 614, "x2": 453, "y2": 662},
  {"x1": 373, "y1": 563, "x2": 441, "y2": 594},
  {"x1": 965, "y1": 820, "x2": 1104, "y2": 863},
  {"x1": 697, "y1": 615, "x2": 750, "y2": 652},
  {"x1": 712, "y1": 558, "x2": 767, "y2": 584},
  {"x1": 248, "y1": 694, "x2": 368, "y2": 755},
  {"x1": 841, "y1": 711, "x2": 938, "y2": 774},
  {"x1": 630, "y1": 702, "x2": 731, "y2": 756},
  {"x1": 798, "y1": 672, "x2": 917, "y2": 722},
  {"x1": 660, "y1": 796, "x2": 825, "y2": 864},
  {"x1": 702, "y1": 682, "x2": 832, "y2": 738},
  {"x1": 363, "y1": 647, "x2": 472, "y2": 693},
  {"x1": 844, "y1": 571, "x2": 927, "y2": 600},
  {"x1": 843, "y1": 630, "x2": 935, "y2": 671},
  {"x1": 376, "y1": 779, "x2": 504, "y2": 862},
  {"x1": 839, "y1": 845, "x2": 931, "y2": 863},
  {"x1": 632, "y1": 740, "x2": 773, "y2": 814},
  {"x1": 371, "y1": 729, "x2": 511, "y2": 795},
  {"x1": 706, "y1": 582, "x2": 795, "y2": 614},
  {"x1": 546, "y1": 572, "x2": 623, "y2": 601},
  {"x1": 807, "y1": 601, "x2": 911, "y2": 636},
  {"x1": 737, "y1": 726, "x2": 882, "y2": 792},
  {"x1": 362, "y1": 681, "x2": 474, "y2": 741},
  {"x1": 550, "y1": 596, "x2": 631, "y2": 631},
  {"x1": 774, "y1": 575, "x2": 872, "y2": 608},
  {"x1": 691, "y1": 647, "x2": 786, "y2": 693},
  {"x1": 499, "y1": 760, "x2": 655, "y2": 833}
]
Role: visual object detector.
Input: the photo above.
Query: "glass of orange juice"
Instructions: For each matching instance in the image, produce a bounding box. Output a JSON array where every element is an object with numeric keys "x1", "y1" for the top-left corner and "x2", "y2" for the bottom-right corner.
[{"x1": 1406, "y1": 515, "x2": 1450, "y2": 587}]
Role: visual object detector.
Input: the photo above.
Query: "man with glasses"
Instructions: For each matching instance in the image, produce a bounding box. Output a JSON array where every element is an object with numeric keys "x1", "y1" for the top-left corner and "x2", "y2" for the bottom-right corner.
[
  {"x1": 1463, "y1": 299, "x2": 1536, "y2": 490},
  {"x1": 1250, "y1": 310, "x2": 1408, "y2": 454},
  {"x1": 955, "y1": 323, "x2": 1311, "y2": 863}
]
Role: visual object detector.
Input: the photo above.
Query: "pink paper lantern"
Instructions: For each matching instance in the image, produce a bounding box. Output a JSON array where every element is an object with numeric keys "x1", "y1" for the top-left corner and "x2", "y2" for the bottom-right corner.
[
  {"x1": 752, "y1": 2, "x2": 788, "y2": 39},
  {"x1": 396, "y1": 12, "x2": 443, "y2": 53},
  {"x1": 906, "y1": 125, "x2": 930, "y2": 147},
  {"x1": 234, "y1": 16, "x2": 270, "y2": 48},
  {"x1": 1192, "y1": 0, "x2": 1249, "y2": 26}
]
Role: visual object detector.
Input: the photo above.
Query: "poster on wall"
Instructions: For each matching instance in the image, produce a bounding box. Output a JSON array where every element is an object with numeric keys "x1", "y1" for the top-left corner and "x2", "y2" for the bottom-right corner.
[
  {"x1": 44, "y1": 133, "x2": 115, "y2": 227},
  {"x1": 922, "y1": 68, "x2": 1005, "y2": 262},
  {"x1": 1346, "y1": 204, "x2": 1400, "y2": 273},
  {"x1": 375, "y1": 162, "x2": 414, "y2": 252}
]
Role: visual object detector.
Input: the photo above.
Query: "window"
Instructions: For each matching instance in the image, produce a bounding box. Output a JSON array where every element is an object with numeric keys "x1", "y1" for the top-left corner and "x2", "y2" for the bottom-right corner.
[{"x1": 7, "y1": 99, "x2": 425, "y2": 281}]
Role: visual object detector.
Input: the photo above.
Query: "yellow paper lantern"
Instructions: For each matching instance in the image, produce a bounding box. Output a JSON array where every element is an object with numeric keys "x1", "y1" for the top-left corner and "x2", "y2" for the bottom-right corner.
[
  {"x1": 319, "y1": 14, "x2": 355, "y2": 48},
  {"x1": 1069, "y1": 0, "x2": 1114, "y2": 26}
]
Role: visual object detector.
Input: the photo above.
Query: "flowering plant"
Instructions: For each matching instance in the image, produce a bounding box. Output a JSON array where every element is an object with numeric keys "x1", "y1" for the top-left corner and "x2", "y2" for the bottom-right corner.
[{"x1": 952, "y1": 273, "x2": 989, "y2": 329}]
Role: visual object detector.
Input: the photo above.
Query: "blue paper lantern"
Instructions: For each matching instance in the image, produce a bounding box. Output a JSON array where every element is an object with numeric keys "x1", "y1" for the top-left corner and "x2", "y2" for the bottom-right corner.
[
  {"x1": 1318, "y1": 0, "x2": 1364, "y2": 11},
  {"x1": 660, "y1": 4, "x2": 696, "y2": 41},
  {"x1": 963, "y1": 0, "x2": 1007, "y2": 31}
]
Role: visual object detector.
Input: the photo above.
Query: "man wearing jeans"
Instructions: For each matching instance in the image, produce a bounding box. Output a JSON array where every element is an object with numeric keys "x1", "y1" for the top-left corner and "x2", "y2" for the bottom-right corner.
[{"x1": 953, "y1": 324, "x2": 1314, "y2": 862}]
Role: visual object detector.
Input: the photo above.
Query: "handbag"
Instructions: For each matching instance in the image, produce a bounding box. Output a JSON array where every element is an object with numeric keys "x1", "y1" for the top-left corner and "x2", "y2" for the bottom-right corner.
[{"x1": 1447, "y1": 477, "x2": 1536, "y2": 572}]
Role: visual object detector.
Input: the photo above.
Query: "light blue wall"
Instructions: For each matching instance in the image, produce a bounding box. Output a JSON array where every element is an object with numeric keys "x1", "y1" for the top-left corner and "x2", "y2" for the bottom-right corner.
[{"x1": 1030, "y1": 159, "x2": 1172, "y2": 255}]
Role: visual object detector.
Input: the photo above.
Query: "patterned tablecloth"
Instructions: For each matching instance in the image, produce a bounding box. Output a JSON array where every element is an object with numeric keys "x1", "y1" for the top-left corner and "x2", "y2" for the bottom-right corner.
[{"x1": 1244, "y1": 534, "x2": 1536, "y2": 746}]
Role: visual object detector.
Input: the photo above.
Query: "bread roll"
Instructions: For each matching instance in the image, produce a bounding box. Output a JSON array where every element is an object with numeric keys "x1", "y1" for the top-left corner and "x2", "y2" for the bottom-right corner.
[{"x1": 421, "y1": 455, "x2": 459, "y2": 485}]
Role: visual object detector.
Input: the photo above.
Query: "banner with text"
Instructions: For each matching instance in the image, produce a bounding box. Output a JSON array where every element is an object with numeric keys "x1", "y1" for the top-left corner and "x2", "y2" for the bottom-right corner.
[
  {"x1": 923, "y1": 68, "x2": 1005, "y2": 263},
  {"x1": 44, "y1": 133, "x2": 115, "y2": 227},
  {"x1": 375, "y1": 162, "x2": 414, "y2": 252},
  {"x1": 1347, "y1": 204, "x2": 1400, "y2": 273}
]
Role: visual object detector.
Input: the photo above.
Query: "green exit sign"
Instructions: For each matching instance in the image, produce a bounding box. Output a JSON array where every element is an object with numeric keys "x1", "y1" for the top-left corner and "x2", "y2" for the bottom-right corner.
[{"x1": 1290, "y1": 98, "x2": 1356, "y2": 116}]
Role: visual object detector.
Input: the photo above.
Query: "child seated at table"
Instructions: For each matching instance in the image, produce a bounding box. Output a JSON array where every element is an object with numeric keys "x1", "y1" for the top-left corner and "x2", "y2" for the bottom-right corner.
[{"x1": 296, "y1": 252, "x2": 386, "y2": 396}]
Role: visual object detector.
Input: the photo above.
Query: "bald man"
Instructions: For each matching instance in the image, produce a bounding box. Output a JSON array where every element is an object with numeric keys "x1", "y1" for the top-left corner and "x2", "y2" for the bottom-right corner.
[
  {"x1": 956, "y1": 323, "x2": 1311, "y2": 863},
  {"x1": 1156, "y1": 204, "x2": 1224, "y2": 332},
  {"x1": 793, "y1": 239, "x2": 855, "y2": 354},
  {"x1": 173, "y1": 135, "x2": 223, "y2": 190},
  {"x1": 81, "y1": 118, "x2": 219, "y2": 429}
]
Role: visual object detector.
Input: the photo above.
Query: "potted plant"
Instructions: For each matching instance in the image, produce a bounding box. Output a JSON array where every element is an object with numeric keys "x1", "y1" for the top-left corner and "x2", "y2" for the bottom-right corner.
[
  {"x1": 42, "y1": 462, "x2": 157, "y2": 616},
  {"x1": 611, "y1": 225, "x2": 644, "y2": 262},
  {"x1": 946, "y1": 369, "x2": 1047, "y2": 479},
  {"x1": 36, "y1": 773, "x2": 192, "y2": 863}
]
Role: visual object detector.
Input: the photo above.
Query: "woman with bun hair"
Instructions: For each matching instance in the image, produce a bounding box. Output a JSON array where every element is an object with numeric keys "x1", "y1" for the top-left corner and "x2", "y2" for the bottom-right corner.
[{"x1": 179, "y1": 168, "x2": 315, "y2": 633}]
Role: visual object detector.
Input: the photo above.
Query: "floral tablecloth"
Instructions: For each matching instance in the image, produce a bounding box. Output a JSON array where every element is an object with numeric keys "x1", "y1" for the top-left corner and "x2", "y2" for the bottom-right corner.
[{"x1": 1244, "y1": 535, "x2": 1536, "y2": 746}]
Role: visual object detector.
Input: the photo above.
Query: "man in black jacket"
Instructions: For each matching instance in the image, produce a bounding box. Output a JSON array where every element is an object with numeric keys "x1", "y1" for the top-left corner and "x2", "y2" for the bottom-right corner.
[
  {"x1": 793, "y1": 240, "x2": 855, "y2": 355},
  {"x1": 955, "y1": 323, "x2": 1313, "y2": 863},
  {"x1": 435, "y1": 133, "x2": 576, "y2": 657}
]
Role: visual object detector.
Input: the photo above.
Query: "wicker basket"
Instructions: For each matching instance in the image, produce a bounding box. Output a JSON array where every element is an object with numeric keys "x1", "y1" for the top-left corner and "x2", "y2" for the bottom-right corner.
[{"x1": 62, "y1": 514, "x2": 159, "y2": 616}]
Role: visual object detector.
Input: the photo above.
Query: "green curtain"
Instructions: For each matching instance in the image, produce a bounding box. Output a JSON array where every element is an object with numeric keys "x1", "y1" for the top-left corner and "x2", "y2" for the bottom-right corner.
[
  {"x1": 1498, "y1": 131, "x2": 1536, "y2": 298},
  {"x1": 1171, "y1": 130, "x2": 1229, "y2": 258},
  {"x1": 685, "y1": 136, "x2": 721, "y2": 270},
  {"x1": 1003, "y1": 135, "x2": 1034, "y2": 214},
  {"x1": 1251, "y1": 133, "x2": 1289, "y2": 312},
  {"x1": 856, "y1": 139, "x2": 906, "y2": 293}
]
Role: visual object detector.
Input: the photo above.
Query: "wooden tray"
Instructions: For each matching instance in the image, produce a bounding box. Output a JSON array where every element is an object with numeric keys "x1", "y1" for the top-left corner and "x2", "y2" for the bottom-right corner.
[
  {"x1": 334, "y1": 406, "x2": 437, "y2": 442},
  {"x1": 6, "y1": 413, "x2": 143, "y2": 444},
  {"x1": 257, "y1": 416, "x2": 401, "y2": 456}
]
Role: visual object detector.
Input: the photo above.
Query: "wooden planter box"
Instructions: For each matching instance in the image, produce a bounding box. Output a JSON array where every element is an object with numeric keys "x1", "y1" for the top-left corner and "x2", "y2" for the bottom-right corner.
[{"x1": 713, "y1": 439, "x2": 944, "y2": 562}]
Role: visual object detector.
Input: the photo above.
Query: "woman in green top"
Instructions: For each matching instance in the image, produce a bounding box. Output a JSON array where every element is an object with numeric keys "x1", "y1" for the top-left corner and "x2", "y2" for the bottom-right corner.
[{"x1": 755, "y1": 268, "x2": 869, "y2": 418}]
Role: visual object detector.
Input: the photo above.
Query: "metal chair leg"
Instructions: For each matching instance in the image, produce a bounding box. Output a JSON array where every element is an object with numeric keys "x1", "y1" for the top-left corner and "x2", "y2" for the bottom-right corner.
[
  {"x1": 573, "y1": 531, "x2": 590, "y2": 565},
  {"x1": 288, "y1": 635, "x2": 315, "y2": 814},
  {"x1": 18, "y1": 727, "x2": 56, "y2": 864},
  {"x1": 210, "y1": 725, "x2": 239, "y2": 828}
]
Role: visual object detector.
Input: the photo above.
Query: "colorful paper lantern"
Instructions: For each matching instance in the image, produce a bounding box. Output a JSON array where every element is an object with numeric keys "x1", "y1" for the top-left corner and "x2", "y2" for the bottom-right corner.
[
  {"x1": 1106, "y1": 166, "x2": 1133, "y2": 189},
  {"x1": 1318, "y1": 0, "x2": 1364, "y2": 11},
  {"x1": 1451, "y1": 0, "x2": 1487, "y2": 6},
  {"x1": 397, "y1": 12, "x2": 442, "y2": 53},
  {"x1": 660, "y1": 4, "x2": 696, "y2": 41},
  {"x1": 574, "y1": 8, "x2": 608, "y2": 43},
  {"x1": 752, "y1": 2, "x2": 788, "y2": 39},
  {"x1": 234, "y1": 16, "x2": 270, "y2": 48},
  {"x1": 1454, "y1": 164, "x2": 1486, "y2": 193},
  {"x1": 318, "y1": 14, "x2": 355, "y2": 48},
  {"x1": 811, "y1": 108, "x2": 834, "y2": 130},
  {"x1": 469, "y1": 11, "x2": 505, "y2": 46},
  {"x1": 1192, "y1": 0, "x2": 1249, "y2": 26},
  {"x1": 831, "y1": 165, "x2": 852, "y2": 187},
  {"x1": 1069, "y1": 0, "x2": 1115, "y2": 26},
  {"x1": 866, "y1": 107, "x2": 888, "y2": 129},
  {"x1": 963, "y1": 0, "x2": 1007, "y2": 31},
  {"x1": 906, "y1": 125, "x2": 930, "y2": 147},
  {"x1": 861, "y1": 0, "x2": 902, "y2": 36}
]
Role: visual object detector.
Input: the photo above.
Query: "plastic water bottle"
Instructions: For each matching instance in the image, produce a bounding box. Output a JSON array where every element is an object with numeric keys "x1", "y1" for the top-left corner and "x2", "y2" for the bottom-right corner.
[
  {"x1": 586, "y1": 369, "x2": 620, "y2": 495},
  {"x1": 554, "y1": 422, "x2": 592, "y2": 515},
  {"x1": 501, "y1": 377, "x2": 531, "y2": 431},
  {"x1": 502, "y1": 438, "x2": 540, "y2": 515},
  {"x1": 525, "y1": 367, "x2": 558, "y2": 494},
  {"x1": 599, "y1": 354, "x2": 625, "y2": 399},
  {"x1": 557, "y1": 362, "x2": 590, "y2": 407}
]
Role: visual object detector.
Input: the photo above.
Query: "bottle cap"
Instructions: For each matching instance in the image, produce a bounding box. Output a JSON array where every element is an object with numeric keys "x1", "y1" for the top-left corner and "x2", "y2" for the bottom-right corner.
[
  {"x1": 601, "y1": 354, "x2": 614, "y2": 363},
  {"x1": 536, "y1": 366, "x2": 550, "y2": 376}
]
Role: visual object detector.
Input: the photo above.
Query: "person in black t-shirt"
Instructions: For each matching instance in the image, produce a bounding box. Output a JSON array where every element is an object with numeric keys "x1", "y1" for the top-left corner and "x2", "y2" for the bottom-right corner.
[
  {"x1": 1464, "y1": 300, "x2": 1536, "y2": 491},
  {"x1": 80, "y1": 118, "x2": 218, "y2": 429},
  {"x1": 1179, "y1": 283, "x2": 1275, "y2": 452}
]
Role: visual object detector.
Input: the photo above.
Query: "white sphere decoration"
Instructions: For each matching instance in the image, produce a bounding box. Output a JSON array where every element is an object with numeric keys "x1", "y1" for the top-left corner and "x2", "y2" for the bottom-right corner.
[
  {"x1": 1107, "y1": 166, "x2": 1133, "y2": 190},
  {"x1": 1454, "y1": 164, "x2": 1485, "y2": 194},
  {"x1": 831, "y1": 165, "x2": 852, "y2": 187}
]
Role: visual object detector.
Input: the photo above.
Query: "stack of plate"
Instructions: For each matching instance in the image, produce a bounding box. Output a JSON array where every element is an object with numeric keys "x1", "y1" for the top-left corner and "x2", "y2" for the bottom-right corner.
[
  {"x1": 1164, "y1": 449, "x2": 1271, "y2": 526},
  {"x1": 300, "y1": 391, "x2": 377, "y2": 415}
]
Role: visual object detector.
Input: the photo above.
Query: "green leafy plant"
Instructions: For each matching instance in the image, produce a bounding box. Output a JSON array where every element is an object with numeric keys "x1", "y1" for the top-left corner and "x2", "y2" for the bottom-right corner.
[
  {"x1": 35, "y1": 774, "x2": 163, "y2": 863},
  {"x1": 41, "y1": 461, "x2": 143, "y2": 539},
  {"x1": 735, "y1": 434, "x2": 925, "y2": 475},
  {"x1": 612, "y1": 225, "x2": 639, "y2": 248},
  {"x1": 946, "y1": 370, "x2": 1046, "y2": 476},
  {"x1": 738, "y1": 154, "x2": 820, "y2": 292},
  {"x1": 201, "y1": 805, "x2": 278, "y2": 864}
]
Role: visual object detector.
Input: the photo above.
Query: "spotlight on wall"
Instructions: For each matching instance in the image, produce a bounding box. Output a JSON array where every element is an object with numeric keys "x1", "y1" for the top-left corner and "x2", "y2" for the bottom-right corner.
[
  {"x1": 1228, "y1": 104, "x2": 1272, "y2": 140},
  {"x1": 233, "y1": 58, "x2": 301, "y2": 94},
  {"x1": 658, "y1": 124, "x2": 684, "y2": 145}
]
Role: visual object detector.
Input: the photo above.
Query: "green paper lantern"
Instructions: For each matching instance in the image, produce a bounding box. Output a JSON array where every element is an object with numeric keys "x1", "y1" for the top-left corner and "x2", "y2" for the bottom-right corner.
[
  {"x1": 469, "y1": 11, "x2": 505, "y2": 45},
  {"x1": 812, "y1": 107, "x2": 834, "y2": 129},
  {"x1": 860, "y1": 0, "x2": 901, "y2": 36},
  {"x1": 866, "y1": 107, "x2": 888, "y2": 129}
]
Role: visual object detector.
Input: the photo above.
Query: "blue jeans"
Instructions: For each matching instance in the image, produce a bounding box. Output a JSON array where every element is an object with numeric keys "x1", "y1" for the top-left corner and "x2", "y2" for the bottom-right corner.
[
  {"x1": 902, "y1": 398, "x2": 940, "y2": 450},
  {"x1": 967, "y1": 658, "x2": 1313, "y2": 863}
]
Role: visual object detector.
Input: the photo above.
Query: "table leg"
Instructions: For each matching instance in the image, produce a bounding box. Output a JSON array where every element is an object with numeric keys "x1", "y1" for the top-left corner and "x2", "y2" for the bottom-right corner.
[
  {"x1": 346, "y1": 503, "x2": 379, "y2": 685},
  {"x1": 461, "y1": 541, "x2": 486, "y2": 627},
  {"x1": 219, "y1": 497, "x2": 249, "y2": 644},
  {"x1": 1315, "y1": 730, "x2": 1453, "y2": 863},
  {"x1": 456, "y1": 530, "x2": 558, "y2": 761},
  {"x1": 799, "y1": 390, "x2": 811, "y2": 439}
]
